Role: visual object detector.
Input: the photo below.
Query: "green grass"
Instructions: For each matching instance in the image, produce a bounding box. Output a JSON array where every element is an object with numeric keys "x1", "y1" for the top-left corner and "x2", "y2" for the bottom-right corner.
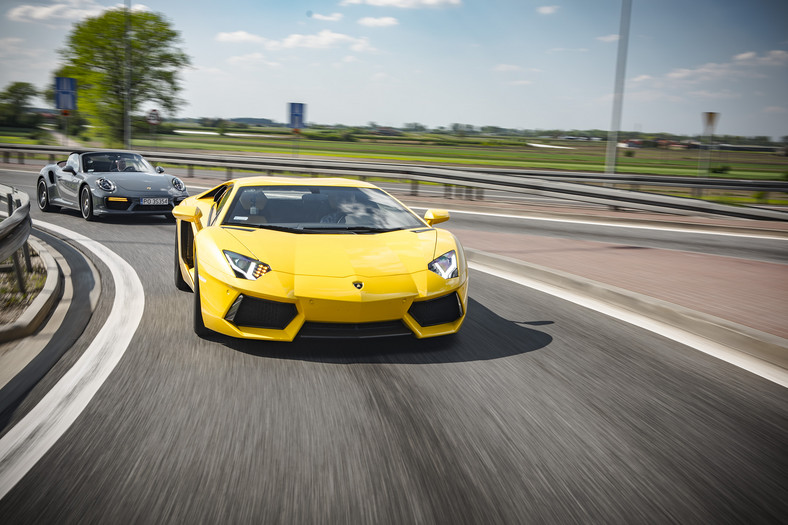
[
  {"x1": 130, "y1": 133, "x2": 787, "y2": 180},
  {"x1": 3, "y1": 127, "x2": 787, "y2": 182}
]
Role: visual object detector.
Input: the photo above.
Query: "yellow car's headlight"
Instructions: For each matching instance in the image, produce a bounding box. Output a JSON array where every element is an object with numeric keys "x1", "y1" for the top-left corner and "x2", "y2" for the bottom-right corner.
[
  {"x1": 428, "y1": 250, "x2": 458, "y2": 279},
  {"x1": 223, "y1": 250, "x2": 270, "y2": 280}
]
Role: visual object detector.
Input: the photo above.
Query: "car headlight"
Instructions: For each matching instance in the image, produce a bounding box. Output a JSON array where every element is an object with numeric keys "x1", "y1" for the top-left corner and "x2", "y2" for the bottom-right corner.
[
  {"x1": 428, "y1": 250, "x2": 458, "y2": 279},
  {"x1": 97, "y1": 178, "x2": 115, "y2": 192},
  {"x1": 172, "y1": 177, "x2": 185, "y2": 192},
  {"x1": 223, "y1": 250, "x2": 270, "y2": 280}
]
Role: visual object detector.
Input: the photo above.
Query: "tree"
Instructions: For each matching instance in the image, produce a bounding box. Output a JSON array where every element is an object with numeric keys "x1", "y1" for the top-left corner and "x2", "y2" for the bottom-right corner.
[
  {"x1": 0, "y1": 82, "x2": 40, "y2": 127},
  {"x1": 57, "y1": 8, "x2": 190, "y2": 146}
]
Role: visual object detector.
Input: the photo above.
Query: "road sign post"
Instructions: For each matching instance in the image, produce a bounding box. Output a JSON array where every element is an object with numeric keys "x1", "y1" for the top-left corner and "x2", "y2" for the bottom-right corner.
[
  {"x1": 55, "y1": 77, "x2": 77, "y2": 147},
  {"x1": 147, "y1": 109, "x2": 161, "y2": 150},
  {"x1": 698, "y1": 112, "x2": 720, "y2": 179},
  {"x1": 289, "y1": 103, "x2": 306, "y2": 158}
]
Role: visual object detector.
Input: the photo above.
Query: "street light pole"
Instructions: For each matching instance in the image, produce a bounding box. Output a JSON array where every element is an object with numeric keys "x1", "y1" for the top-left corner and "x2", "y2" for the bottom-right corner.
[
  {"x1": 604, "y1": 0, "x2": 632, "y2": 175},
  {"x1": 124, "y1": 0, "x2": 131, "y2": 150}
]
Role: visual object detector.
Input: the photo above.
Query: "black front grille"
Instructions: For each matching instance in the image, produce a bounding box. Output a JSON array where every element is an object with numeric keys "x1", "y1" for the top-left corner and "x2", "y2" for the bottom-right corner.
[
  {"x1": 299, "y1": 320, "x2": 412, "y2": 339},
  {"x1": 408, "y1": 292, "x2": 463, "y2": 327},
  {"x1": 105, "y1": 199, "x2": 131, "y2": 210},
  {"x1": 225, "y1": 295, "x2": 298, "y2": 330}
]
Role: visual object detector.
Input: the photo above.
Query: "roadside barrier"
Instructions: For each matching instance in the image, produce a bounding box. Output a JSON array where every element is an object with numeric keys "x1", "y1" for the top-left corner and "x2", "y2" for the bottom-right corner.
[
  {"x1": 2, "y1": 144, "x2": 786, "y2": 221},
  {"x1": 0, "y1": 184, "x2": 32, "y2": 294}
]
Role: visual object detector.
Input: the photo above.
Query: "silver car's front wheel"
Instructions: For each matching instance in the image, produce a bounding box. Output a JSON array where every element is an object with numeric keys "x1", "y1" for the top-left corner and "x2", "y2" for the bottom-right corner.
[{"x1": 80, "y1": 185, "x2": 95, "y2": 221}]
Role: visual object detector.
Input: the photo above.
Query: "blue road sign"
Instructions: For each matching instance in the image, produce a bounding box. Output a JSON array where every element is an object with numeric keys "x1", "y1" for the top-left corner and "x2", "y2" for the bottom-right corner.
[
  {"x1": 55, "y1": 77, "x2": 77, "y2": 110},
  {"x1": 289, "y1": 102, "x2": 306, "y2": 129}
]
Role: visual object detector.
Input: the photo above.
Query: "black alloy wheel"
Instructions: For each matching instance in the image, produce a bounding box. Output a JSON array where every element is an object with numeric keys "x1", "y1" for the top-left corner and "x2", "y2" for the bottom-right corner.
[
  {"x1": 37, "y1": 179, "x2": 54, "y2": 212},
  {"x1": 80, "y1": 185, "x2": 95, "y2": 221}
]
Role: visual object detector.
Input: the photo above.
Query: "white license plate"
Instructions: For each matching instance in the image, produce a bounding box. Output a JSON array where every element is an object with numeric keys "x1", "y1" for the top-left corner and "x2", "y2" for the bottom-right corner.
[{"x1": 141, "y1": 197, "x2": 169, "y2": 205}]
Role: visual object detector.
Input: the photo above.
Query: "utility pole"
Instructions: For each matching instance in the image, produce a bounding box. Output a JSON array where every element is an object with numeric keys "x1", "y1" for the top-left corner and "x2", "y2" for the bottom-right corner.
[
  {"x1": 604, "y1": 0, "x2": 632, "y2": 175},
  {"x1": 124, "y1": 0, "x2": 131, "y2": 150}
]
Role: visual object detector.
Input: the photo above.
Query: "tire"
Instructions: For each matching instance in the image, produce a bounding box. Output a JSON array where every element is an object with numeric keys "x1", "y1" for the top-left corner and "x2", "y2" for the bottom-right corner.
[
  {"x1": 80, "y1": 185, "x2": 95, "y2": 221},
  {"x1": 193, "y1": 262, "x2": 210, "y2": 338},
  {"x1": 37, "y1": 178, "x2": 55, "y2": 212},
  {"x1": 174, "y1": 229, "x2": 191, "y2": 291}
]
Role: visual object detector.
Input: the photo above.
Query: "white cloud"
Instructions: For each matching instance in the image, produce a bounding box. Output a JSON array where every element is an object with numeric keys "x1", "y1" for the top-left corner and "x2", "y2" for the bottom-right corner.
[
  {"x1": 313, "y1": 12, "x2": 343, "y2": 22},
  {"x1": 0, "y1": 37, "x2": 44, "y2": 60},
  {"x1": 597, "y1": 34, "x2": 619, "y2": 43},
  {"x1": 340, "y1": 0, "x2": 461, "y2": 8},
  {"x1": 358, "y1": 17, "x2": 399, "y2": 27},
  {"x1": 509, "y1": 80, "x2": 534, "y2": 86},
  {"x1": 763, "y1": 106, "x2": 787, "y2": 114},
  {"x1": 215, "y1": 29, "x2": 373, "y2": 52},
  {"x1": 536, "y1": 6, "x2": 559, "y2": 15},
  {"x1": 733, "y1": 49, "x2": 788, "y2": 66},
  {"x1": 275, "y1": 30, "x2": 373, "y2": 52},
  {"x1": 227, "y1": 53, "x2": 280, "y2": 68},
  {"x1": 661, "y1": 50, "x2": 787, "y2": 85},
  {"x1": 631, "y1": 74, "x2": 652, "y2": 82},
  {"x1": 8, "y1": 1, "x2": 147, "y2": 23},
  {"x1": 215, "y1": 31, "x2": 266, "y2": 44},
  {"x1": 733, "y1": 51, "x2": 756, "y2": 62},
  {"x1": 193, "y1": 65, "x2": 224, "y2": 75},
  {"x1": 493, "y1": 64, "x2": 521, "y2": 72},
  {"x1": 688, "y1": 89, "x2": 740, "y2": 100}
]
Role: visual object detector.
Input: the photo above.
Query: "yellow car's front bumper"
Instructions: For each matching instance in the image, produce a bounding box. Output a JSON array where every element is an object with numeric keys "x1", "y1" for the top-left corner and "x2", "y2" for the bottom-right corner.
[{"x1": 196, "y1": 262, "x2": 468, "y2": 341}]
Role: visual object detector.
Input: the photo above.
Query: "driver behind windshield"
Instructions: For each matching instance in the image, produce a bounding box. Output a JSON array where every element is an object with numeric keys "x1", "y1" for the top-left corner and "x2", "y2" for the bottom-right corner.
[{"x1": 112, "y1": 158, "x2": 126, "y2": 172}]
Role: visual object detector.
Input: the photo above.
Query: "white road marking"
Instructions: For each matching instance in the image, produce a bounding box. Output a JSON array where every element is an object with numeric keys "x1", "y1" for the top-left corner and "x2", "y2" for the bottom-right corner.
[
  {"x1": 470, "y1": 261, "x2": 788, "y2": 388},
  {"x1": 0, "y1": 220, "x2": 145, "y2": 499},
  {"x1": 412, "y1": 207, "x2": 788, "y2": 240}
]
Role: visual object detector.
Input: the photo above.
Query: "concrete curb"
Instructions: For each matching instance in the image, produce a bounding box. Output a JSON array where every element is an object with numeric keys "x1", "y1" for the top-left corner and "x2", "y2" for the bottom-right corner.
[
  {"x1": 0, "y1": 237, "x2": 62, "y2": 343},
  {"x1": 466, "y1": 248, "x2": 788, "y2": 371}
]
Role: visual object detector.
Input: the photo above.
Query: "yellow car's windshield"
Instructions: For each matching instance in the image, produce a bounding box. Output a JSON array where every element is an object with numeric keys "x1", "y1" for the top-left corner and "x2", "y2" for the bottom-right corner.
[{"x1": 223, "y1": 185, "x2": 425, "y2": 232}]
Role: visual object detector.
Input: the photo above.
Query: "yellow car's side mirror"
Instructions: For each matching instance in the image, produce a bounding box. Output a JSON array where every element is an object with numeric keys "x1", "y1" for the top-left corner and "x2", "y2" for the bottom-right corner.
[
  {"x1": 424, "y1": 209, "x2": 450, "y2": 226},
  {"x1": 173, "y1": 204, "x2": 203, "y2": 231}
]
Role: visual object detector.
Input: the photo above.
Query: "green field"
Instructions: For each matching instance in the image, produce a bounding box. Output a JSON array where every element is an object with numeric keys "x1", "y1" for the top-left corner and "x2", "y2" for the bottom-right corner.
[{"x1": 4, "y1": 126, "x2": 786, "y2": 179}]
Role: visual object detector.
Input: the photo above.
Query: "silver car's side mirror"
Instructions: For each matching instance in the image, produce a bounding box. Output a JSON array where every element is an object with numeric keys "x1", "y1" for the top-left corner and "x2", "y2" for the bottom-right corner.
[
  {"x1": 63, "y1": 165, "x2": 76, "y2": 174},
  {"x1": 156, "y1": 166, "x2": 165, "y2": 173}
]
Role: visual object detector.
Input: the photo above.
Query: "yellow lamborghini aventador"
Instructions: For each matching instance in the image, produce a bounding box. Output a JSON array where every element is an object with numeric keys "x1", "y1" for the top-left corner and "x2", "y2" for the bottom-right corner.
[{"x1": 173, "y1": 177, "x2": 468, "y2": 341}]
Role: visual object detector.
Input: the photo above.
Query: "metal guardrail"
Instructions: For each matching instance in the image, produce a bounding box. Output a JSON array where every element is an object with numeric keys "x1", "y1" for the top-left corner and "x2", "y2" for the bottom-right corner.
[
  {"x1": 0, "y1": 183, "x2": 33, "y2": 293},
  {"x1": 3, "y1": 143, "x2": 787, "y2": 221}
]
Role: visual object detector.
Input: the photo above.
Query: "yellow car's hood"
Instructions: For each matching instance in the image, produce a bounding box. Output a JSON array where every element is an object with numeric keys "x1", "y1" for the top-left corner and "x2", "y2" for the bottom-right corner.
[{"x1": 225, "y1": 227, "x2": 439, "y2": 278}]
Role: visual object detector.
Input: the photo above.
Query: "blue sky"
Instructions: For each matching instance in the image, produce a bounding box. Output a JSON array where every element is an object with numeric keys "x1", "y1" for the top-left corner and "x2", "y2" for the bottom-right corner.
[{"x1": 1, "y1": 0, "x2": 787, "y2": 138}]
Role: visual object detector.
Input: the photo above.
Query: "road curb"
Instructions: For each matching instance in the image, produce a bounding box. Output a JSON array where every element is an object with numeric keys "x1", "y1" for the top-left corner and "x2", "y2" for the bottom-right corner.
[
  {"x1": 0, "y1": 237, "x2": 62, "y2": 343},
  {"x1": 466, "y1": 248, "x2": 788, "y2": 371}
]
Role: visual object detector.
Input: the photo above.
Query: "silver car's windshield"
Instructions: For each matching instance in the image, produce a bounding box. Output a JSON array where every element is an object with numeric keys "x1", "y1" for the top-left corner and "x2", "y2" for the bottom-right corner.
[
  {"x1": 81, "y1": 152, "x2": 155, "y2": 173},
  {"x1": 223, "y1": 185, "x2": 425, "y2": 233}
]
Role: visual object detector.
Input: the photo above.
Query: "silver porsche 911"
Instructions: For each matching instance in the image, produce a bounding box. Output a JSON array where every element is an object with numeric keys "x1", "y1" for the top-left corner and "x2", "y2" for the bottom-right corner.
[{"x1": 36, "y1": 151, "x2": 189, "y2": 220}]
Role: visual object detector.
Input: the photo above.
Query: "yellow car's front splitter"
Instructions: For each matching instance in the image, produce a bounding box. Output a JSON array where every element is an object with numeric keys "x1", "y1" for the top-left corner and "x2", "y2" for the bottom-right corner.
[{"x1": 197, "y1": 263, "x2": 468, "y2": 342}]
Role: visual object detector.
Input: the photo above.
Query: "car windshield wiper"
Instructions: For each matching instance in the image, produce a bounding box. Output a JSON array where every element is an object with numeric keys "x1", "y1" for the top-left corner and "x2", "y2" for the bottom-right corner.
[
  {"x1": 224, "y1": 223, "x2": 304, "y2": 233},
  {"x1": 306, "y1": 225, "x2": 403, "y2": 234}
]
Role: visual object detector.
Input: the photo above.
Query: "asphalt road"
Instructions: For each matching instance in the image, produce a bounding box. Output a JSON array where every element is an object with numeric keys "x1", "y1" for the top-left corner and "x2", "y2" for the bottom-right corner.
[{"x1": 0, "y1": 169, "x2": 786, "y2": 523}]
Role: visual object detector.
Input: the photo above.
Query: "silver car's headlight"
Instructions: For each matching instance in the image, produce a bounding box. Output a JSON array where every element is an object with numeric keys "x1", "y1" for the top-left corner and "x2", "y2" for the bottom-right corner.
[
  {"x1": 223, "y1": 250, "x2": 270, "y2": 280},
  {"x1": 172, "y1": 177, "x2": 185, "y2": 192},
  {"x1": 97, "y1": 178, "x2": 115, "y2": 192},
  {"x1": 428, "y1": 250, "x2": 458, "y2": 279}
]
